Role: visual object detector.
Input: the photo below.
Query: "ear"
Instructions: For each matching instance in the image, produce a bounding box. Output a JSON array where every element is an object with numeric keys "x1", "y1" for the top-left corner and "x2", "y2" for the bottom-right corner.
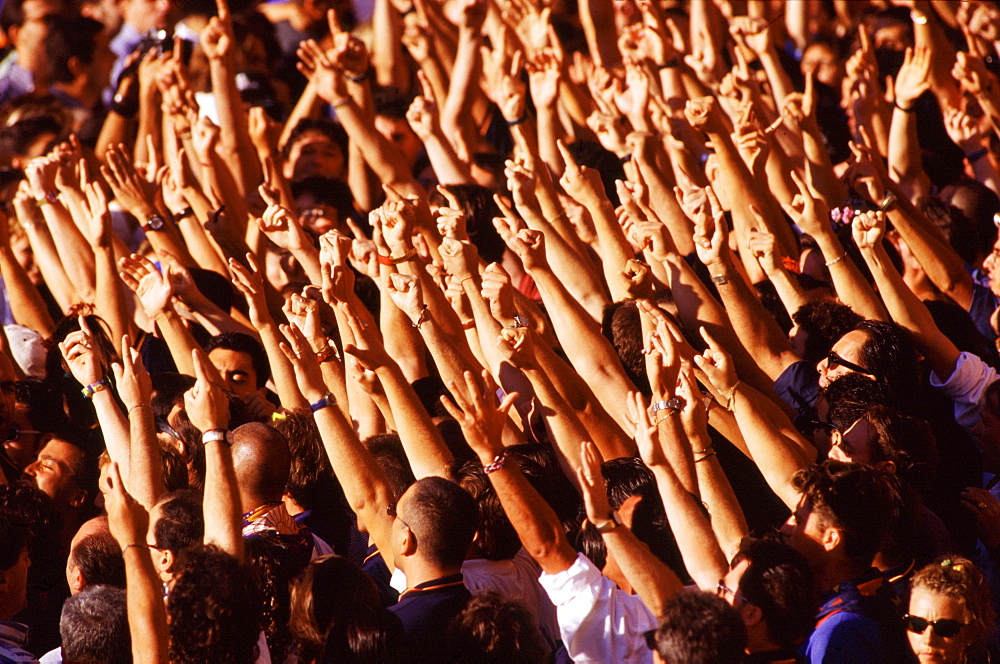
[
  {"x1": 740, "y1": 602, "x2": 763, "y2": 628},
  {"x1": 155, "y1": 548, "x2": 175, "y2": 579},
  {"x1": 67, "y1": 55, "x2": 85, "y2": 78},
  {"x1": 68, "y1": 564, "x2": 86, "y2": 594},
  {"x1": 874, "y1": 460, "x2": 896, "y2": 475},
  {"x1": 68, "y1": 488, "x2": 89, "y2": 509},
  {"x1": 398, "y1": 526, "x2": 417, "y2": 557},
  {"x1": 821, "y1": 525, "x2": 842, "y2": 553}
]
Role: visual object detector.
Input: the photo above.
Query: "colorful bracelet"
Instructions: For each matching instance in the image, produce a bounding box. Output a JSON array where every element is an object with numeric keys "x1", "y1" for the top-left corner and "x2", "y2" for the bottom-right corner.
[
  {"x1": 484, "y1": 451, "x2": 509, "y2": 474},
  {"x1": 81, "y1": 379, "x2": 110, "y2": 399}
]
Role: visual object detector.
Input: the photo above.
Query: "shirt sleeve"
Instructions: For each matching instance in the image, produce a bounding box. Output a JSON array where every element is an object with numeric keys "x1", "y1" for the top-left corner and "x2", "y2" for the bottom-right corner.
[
  {"x1": 929, "y1": 351, "x2": 999, "y2": 434},
  {"x1": 805, "y1": 611, "x2": 882, "y2": 664},
  {"x1": 538, "y1": 553, "x2": 657, "y2": 664}
]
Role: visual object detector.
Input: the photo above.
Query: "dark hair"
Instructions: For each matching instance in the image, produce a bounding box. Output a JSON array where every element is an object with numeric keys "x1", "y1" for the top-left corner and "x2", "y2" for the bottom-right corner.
[
  {"x1": 733, "y1": 537, "x2": 817, "y2": 648},
  {"x1": 792, "y1": 301, "x2": 864, "y2": 363},
  {"x1": 0, "y1": 482, "x2": 61, "y2": 573},
  {"x1": 365, "y1": 433, "x2": 416, "y2": 500},
  {"x1": 159, "y1": 442, "x2": 189, "y2": 493},
  {"x1": 149, "y1": 373, "x2": 196, "y2": 421},
  {"x1": 824, "y1": 372, "x2": 891, "y2": 427},
  {"x1": 431, "y1": 184, "x2": 505, "y2": 264},
  {"x1": 59, "y1": 584, "x2": 131, "y2": 663},
  {"x1": 566, "y1": 140, "x2": 624, "y2": 207},
  {"x1": 0, "y1": 498, "x2": 32, "y2": 570},
  {"x1": 245, "y1": 536, "x2": 311, "y2": 663},
  {"x1": 290, "y1": 555, "x2": 404, "y2": 662},
  {"x1": 405, "y1": 477, "x2": 478, "y2": 569},
  {"x1": 204, "y1": 332, "x2": 271, "y2": 389},
  {"x1": 858, "y1": 405, "x2": 938, "y2": 477},
  {"x1": 447, "y1": 591, "x2": 546, "y2": 663},
  {"x1": 652, "y1": 591, "x2": 747, "y2": 664},
  {"x1": 372, "y1": 88, "x2": 413, "y2": 120},
  {"x1": 167, "y1": 544, "x2": 262, "y2": 664},
  {"x1": 70, "y1": 531, "x2": 125, "y2": 589},
  {"x1": 152, "y1": 489, "x2": 204, "y2": 553},
  {"x1": 791, "y1": 461, "x2": 895, "y2": 566},
  {"x1": 601, "y1": 300, "x2": 651, "y2": 397},
  {"x1": 853, "y1": 320, "x2": 920, "y2": 397},
  {"x1": 44, "y1": 15, "x2": 103, "y2": 84},
  {"x1": 457, "y1": 461, "x2": 521, "y2": 561},
  {"x1": 274, "y1": 409, "x2": 336, "y2": 510},
  {"x1": 280, "y1": 118, "x2": 348, "y2": 162}
]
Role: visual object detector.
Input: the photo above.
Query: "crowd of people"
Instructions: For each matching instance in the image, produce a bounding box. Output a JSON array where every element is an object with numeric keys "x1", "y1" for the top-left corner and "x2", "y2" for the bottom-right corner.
[{"x1": 0, "y1": 0, "x2": 999, "y2": 661}]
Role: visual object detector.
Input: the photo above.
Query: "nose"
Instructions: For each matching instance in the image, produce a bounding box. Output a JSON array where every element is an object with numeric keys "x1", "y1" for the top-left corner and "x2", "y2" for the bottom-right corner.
[
  {"x1": 816, "y1": 356, "x2": 829, "y2": 377},
  {"x1": 23, "y1": 461, "x2": 39, "y2": 477}
]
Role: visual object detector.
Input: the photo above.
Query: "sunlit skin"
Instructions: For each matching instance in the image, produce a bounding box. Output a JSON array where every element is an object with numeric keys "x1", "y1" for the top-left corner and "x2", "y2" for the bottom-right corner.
[
  {"x1": 907, "y1": 587, "x2": 973, "y2": 664},
  {"x1": 816, "y1": 329, "x2": 870, "y2": 389},
  {"x1": 982, "y1": 236, "x2": 1000, "y2": 298},
  {"x1": 827, "y1": 417, "x2": 875, "y2": 465},
  {"x1": 207, "y1": 347, "x2": 259, "y2": 399},
  {"x1": 283, "y1": 130, "x2": 346, "y2": 181}
]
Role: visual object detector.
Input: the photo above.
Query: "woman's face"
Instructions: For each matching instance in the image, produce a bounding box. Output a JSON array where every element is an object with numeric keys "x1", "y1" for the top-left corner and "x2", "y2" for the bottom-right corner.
[{"x1": 907, "y1": 586, "x2": 974, "y2": 663}]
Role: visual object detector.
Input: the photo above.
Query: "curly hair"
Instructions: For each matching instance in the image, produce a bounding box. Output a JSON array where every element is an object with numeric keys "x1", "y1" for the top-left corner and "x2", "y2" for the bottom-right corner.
[
  {"x1": 166, "y1": 544, "x2": 262, "y2": 664},
  {"x1": 245, "y1": 537, "x2": 310, "y2": 663},
  {"x1": 910, "y1": 556, "x2": 996, "y2": 646},
  {"x1": 447, "y1": 591, "x2": 546, "y2": 663},
  {"x1": 792, "y1": 301, "x2": 863, "y2": 363}
]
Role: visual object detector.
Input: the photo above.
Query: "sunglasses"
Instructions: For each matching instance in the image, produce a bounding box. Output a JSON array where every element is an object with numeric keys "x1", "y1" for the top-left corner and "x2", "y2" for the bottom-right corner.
[
  {"x1": 904, "y1": 614, "x2": 968, "y2": 639},
  {"x1": 826, "y1": 351, "x2": 877, "y2": 380}
]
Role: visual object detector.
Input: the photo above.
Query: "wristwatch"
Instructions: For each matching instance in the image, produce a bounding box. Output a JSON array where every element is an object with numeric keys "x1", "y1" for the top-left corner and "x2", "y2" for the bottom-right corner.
[
  {"x1": 651, "y1": 397, "x2": 683, "y2": 414},
  {"x1": 143, "y1": 214, "x2": 166, "y2": 232},
  {"x1": 592, "y1": 511, "x2": 623, "y2": 534}
]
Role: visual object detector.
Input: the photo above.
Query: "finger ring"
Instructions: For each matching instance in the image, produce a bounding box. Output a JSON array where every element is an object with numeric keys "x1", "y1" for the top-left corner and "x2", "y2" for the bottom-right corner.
[
  {"x1": 294, "y1": 351, "x2": 303, "y2": 358},
  {"x1": 979, "y1": 503, "x2": 987, "y2": 510}
]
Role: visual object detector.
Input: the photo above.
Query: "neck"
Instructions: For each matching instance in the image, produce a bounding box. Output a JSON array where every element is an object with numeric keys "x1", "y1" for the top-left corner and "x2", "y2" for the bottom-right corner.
[
  {"x1": 402, "y1": 558, "x2": 462, "y2": 589},
  {"x1": 818, "y1": 558, "x2": 871, "y2": 594},
  {"x1": 54, "y1": 79, "x2": 99, "y2": 109},
  {"x1": 745, "y1": 623, "x2": 780, "y2": 655}
]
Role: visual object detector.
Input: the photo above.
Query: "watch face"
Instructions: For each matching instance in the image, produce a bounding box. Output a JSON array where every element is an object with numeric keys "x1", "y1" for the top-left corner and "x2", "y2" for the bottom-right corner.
[{"x1": 146, "y1": 215, "x2": 165, "y2": 231}]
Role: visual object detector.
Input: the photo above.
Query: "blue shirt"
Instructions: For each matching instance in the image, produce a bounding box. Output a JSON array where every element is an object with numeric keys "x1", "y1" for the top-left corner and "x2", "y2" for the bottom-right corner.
[
  {"x1": 968, "y1": 283, "x2": 999, "y2": 344},
  {"x1": 388, "y1": 572, "x2": 470, "y2": 662},
  {"x1": 803, "y1": 569, "x2": 906, "y2": 664}
]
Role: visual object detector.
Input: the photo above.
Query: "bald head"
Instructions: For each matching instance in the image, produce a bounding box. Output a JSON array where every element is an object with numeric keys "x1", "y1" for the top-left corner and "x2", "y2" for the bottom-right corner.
[{"x1": 230, "y1": 422, "x2": 291, "y2": 511}]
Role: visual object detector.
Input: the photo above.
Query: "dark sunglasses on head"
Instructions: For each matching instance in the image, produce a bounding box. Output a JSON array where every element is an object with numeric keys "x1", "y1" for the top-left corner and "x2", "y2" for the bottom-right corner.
[
  {"x1": 904, "y1": 614, "x2": 968, "y2": 638},
  {"x1": 826, "y1": 351, "x2": 877, "y2": 380}
]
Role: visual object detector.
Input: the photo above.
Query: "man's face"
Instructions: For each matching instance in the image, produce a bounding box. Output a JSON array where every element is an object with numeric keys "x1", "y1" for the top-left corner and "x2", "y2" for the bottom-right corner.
[
  {"x1": 780, "y1": 499, "x2": 830, "y2": 570},
  {"x1": 13, "y1": 11, "x2": 53, "y2": 79},
  {"x1": 717, "y1": 558, "x2": 750, "y2": 608},
  {"x1": 284, "y1": 130, "x2": 345, "y2": 181},
  {"x1": 827, "y1": 416, "x2": 876, "y2": 466},
  {"x1": 374, "y1": 115, "x2": 422, "y2": 168},
  {"x1": 815, "y1": 329, "x2": 870, "y2": 389},
  {"x1": 208, "y1": 348, "x2": 259, "y2": 399},
  {"x1": 983, "y1": 235, "x2": 1000, "y2": 297},
  {"x1": 24, "y1": 437, "x2": 86, "y2": 508},
  {"x1": 263, "y1": 244, "x2": 310, "y2": 300},
  {"x1": 87, "y1": 31, "x2": 117, "y2": 90},
  {"x1": 122, "y1": 0, "x2": 176, "y2": 33}
]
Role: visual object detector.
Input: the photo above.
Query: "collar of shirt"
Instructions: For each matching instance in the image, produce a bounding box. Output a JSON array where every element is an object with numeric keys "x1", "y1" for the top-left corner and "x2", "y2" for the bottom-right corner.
[
  {"x1": 0, "y1": 621, "x2": 30, "y2": 649},
  {"x1": 817, "y1": 567, "x2": 884, "y2": 619},
  {"x1": 399, "y1": 573, "x2": 465, "y2": 599}
]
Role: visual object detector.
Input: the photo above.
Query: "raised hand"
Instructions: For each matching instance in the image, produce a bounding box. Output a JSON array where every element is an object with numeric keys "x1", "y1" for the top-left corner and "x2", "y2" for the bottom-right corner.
[
  {"x1": 297, "y1": 39, "x2": 349, "y2": 105},
  {"x1": 626, "y1": 391, "x2": 663, "y2": 466},
  {"x1": 435, "y1": 186, "x2": 468, "y2": 241},
  {"x1": 191, "y1": 116, "x2": 221, "y2": 165},
  {"x1": 746, "y1": 225, "x2": 781, "y2": 275},
  {"x1": 693, "y1": 328, "x2": 738, "y2": 395},
  {"x1": 406, "y1": 71, "x2": 440, "y2": 141},
  {"x1": 111, "y1": 335, "x2": 152, "y2": 412},
  {"x1": 893, "y1": 46, "x2": 931, "y2": 111},
  {"x1": 851, "y1": 209, "x2": 885, "y2": 251},
  {"x1": 526, "y1": 48, "x2": 562, "y2": 110},
  {"x1": 943, "y1": 106, "x2": 990, "y2": 155},
  {"x1": 258, "y1": 184, "x2": 310, "y2": 253},
  {"x1": 283, "y1": 288, "x2": 325, "y2": 346},
  {"x1": 341, "y1": 301, "x2": 393, "y2": 371},
  {"x1": 184, "y1": 348, "x2": 230, "y2": 431},
  {"x1": 104, "y1": 462, "x2": 149, "y2": 551},
  {"x1": 480, "y1": 263, "x2": 516, "y2": 322},
  {"x1": 59, "y1": 315, "x2": 108, "y2": 388},
  {"x1": 439, "y1": 237, "x2": 478, "y2": 281},
  {"x1": 556, "y1": 140, "x2": 606, "y2": 205},
  {"x1": 385, "y1": 272, "x2": 426, "y2": 323},
  {"x1": 440, "y1": 370, "x2": 516, "y2": 462},
  {"x1": 119, "y1": 254, "x2": 174, "y2": 319},
  {"x1": 496, "y1": 326, "x2": 536, "y2": 367},
  {"x1": 102, "y1": 145, "x2": 159, "y2": 219},
  {"x1": 684, "y1": 96, "x2": 726, "y2": 135},
  {"x1": 200, "y1": 0, "x2": 233, "y2": 61},
  {"x1": 229, "y1": 255, "x2": 270, "y2": 327},
  {"x1": 327, "y1": 9, "x2": 370, "y2": 79},
  {"x1": 782, "y1": 169, "x2": 830, "y2": 237},
  {"x1": 617, "y1": 258, "x2": 653, "y2": 299},
  {"x1": 578, "y1": 441, "x2": 614, "y2": 526},
  {"x1": 83, "y1": 181, "x2": 112, "y2": 248}
]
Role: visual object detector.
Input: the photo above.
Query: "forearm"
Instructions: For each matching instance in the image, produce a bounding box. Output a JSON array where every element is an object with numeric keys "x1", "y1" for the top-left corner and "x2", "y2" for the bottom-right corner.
[
  {"x1": 41, "y1": 203, "x2": 96, "y2": 300},
  {"x1": 22, "y1": 224, "x2": 77, "y2": 311},
  {"x1": 376, "y1": 363, "x2": 454, "y2": 479},
  {"x1": 440, "y1": 25, "x2": 482, "y2": 152},
  {"x1": 123, "y1": 547, "x2": 170, "y2": 664},
  {"x1": 759, "y1": 51, "x2": 794, "y2": 108},
  {"x1": 333, "y1": 97, "x2": 422, "y2": 195},
  {"x1": 210, "y1": 59, "x2": 262, "y2": 195},
  {"x1": 279, "y1": 81, "x2": 323, "y2": 148},
  {"x1": 522, "y1": 365, "x2": 593, "y2": 492},
  {"x1": 585, "y1": 199, "x2": 635, "y2": 302},
  {"x1": 151, "y1": 310, "x2": 198, "y2": 376},
  {"x1": 92, "y1": 391, "x2": 131, "y2": 478},
  {"x1": 810, "y1": 229, "x2": 888, "y2": 321},
  {"x1": 691, "y1": 430, "x2": 748, "y2": 558},
  {"x1": 127, "y1": 404, "x2": 165, "y2": 510},
  {"x1": 650, "y1": 463, "x2": 729, "y2": 591},
  {"x1": 761, "y1": 267, "x2": 808, "y2": 320},
  {"x1": 888, "y1": 106, "x2": 930, "y2": 195},
  {"x1": 422, "y1": 133, "x2": 474, "y2": 185},
  {"x1": 202, "y1": 438, "x2": 244, "y2": 559},
  {"x1": 636, "y1": 151, "x2": 696, "y2": 257},
  {"x1": 260, "y1": 322, "x2": 308, "y2": 410},
  {"x1": 95, "y1": 246, "x2": 132, "y2": 345},
  {"x1": 0, "y1": 248, "x2": 54, "y2": 336},
  {"x1": 602, "y1": 526, "x2": 683, "y2": 616},
  {"x1": 176, "y1": 216, "x2": 229, "y2": 276}
]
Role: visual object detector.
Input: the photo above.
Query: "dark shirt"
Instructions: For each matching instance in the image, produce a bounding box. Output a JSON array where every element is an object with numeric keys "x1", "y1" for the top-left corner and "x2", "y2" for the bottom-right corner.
[
  {"x1": 388, "y1": 572, "x2": 470, "y2": 662},
  {"x1": 745, "y1": 645, "x2": 804, "y2": 664},
  {"x1": 803, "y1": 568, "x2": 907, "y2": 664},
  {"x1": 968, "y1": 283, "x2": 999, "y2": 343},
  {"x1": 362, "y1": 544, "x2": 399, "y2": 607},
  {"x1": 774, "y1": 360, "x2": 820, "y2": 415}
]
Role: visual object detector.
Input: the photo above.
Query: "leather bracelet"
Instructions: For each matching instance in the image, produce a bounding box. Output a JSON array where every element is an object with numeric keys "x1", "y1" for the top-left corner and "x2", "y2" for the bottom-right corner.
[
  {"x1": 411, "y1": 305, "x2": 430, "y2": 329},
  {"x1": 122, "y1": 543, "x2": 149, "y2": 554},
  {"x1": 506, "y1": 115, "x2": 528, "y2": 126},
  {"x1": 461, "y1": 319, "x2": 476, "y2": 330},
  {"x1": 315, "y1": 344, "x2": 338, "y2": 363},
  {"x1": 173, "y1": 206, "x2": 194, "y2": 221},
  {"x1": 346, "y1": 67, "x2": 372, "y2": 83},
  {"x1": 893, "y1": 100, "x2": 915, "y2": 113},
  {"x1": 966, "y1": 147, "x2": 989, "y2": 163},
  {"x1": 390, "y1": 248, "x2": 417, "y2": 264}
]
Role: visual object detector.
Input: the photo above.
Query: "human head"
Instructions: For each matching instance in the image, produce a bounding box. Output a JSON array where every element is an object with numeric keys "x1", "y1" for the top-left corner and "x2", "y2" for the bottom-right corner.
[
  {"x1": 59, "y1": 584, "x2": 131, "y2": 663},
  {"x1": 790, "y1": 301, "x2": 863, "y2": 364},
  {"x1": 45, "y1": 15, "x2": 114, "y2": 91},
  {"x1": 783, "y1": 461, "x2": 895, "y2": 573},
  {"x1": 649, "y1": 591, "x2": 747, "y2": 664},
  {"x1": 429, "y1": 184, "x2": 505, "y2": 264},
  {"x1": 291, "y1": 176, "x2": 357, "y2": 237},
  {"x1": 726, "y1": 537, "x2": 817, "y2": 650},
  {"x1": 447, "y1": 591, "x2": 547, "y2": 663},
  {"x1": 393, "y1": 476, "x2": 477, "y2": 572},
  {"x1": 118, "y1": 0, "x2": 177, "y2": 33},
  {"x1": 280, "y1": 119, "x2": 348, "y2": 182},
  {"x1": 148, "y1": 489, "x2": 204, "y2": 582},
  {"x1": 373, "y1": 91, "x2": 423, "y2": 169},
  {"x1": 66, "y1": 516, "x2": 124, "y2": 595},
  {"x1": 0, "y1": 497, "x2": 32, "y2": 620},
  {"x1": 230, "y1": 422, "x2": 291, "y2": 511},
  {"x1": 907, "y1": 557, "x2": 994, "y2": 663},
  {"x1": 0, "y1": 0, "x2": 63, "y2": 84},
  {"x1": 816, "y1": 320, "x2": 918, "y2": 396},
  {"x1": 24, "y1": 433, "x2": 98, "y2": 514},
  {"x1": 166, "y1": 544, "x2": 262, "y2": 663},
  {"x1": 828, "y1": 404, "x2": 938, "y2": 487},
  {"x1": 204, "y1": 332, "x2": 271, "y2": 397},
  {"x1": 457, "y1": 461, "x2": 521, "y2": 561},
  {"x1": 274, "y1": 410, "x2": 339, "y2": 513},
  {"x1": 290, "y1": 554, "x2": 403, "y2": 662}
]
